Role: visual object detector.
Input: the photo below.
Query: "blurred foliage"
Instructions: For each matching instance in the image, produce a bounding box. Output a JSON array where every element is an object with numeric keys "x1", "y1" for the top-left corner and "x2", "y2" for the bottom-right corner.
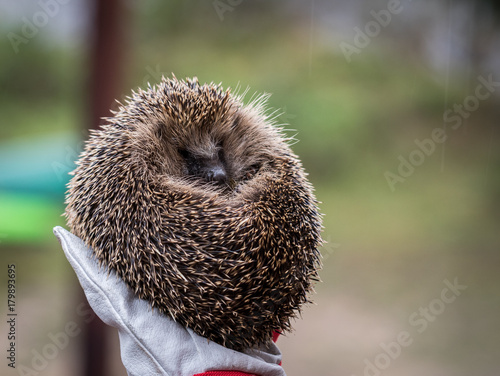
[{"x1": 0, "y1": 37, "x2": 84, "y2": 140}]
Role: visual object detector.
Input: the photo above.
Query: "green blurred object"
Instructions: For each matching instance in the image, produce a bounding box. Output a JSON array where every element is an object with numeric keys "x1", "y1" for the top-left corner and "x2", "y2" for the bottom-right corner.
[
  {"x1": 0, "y1": 191, "x2": 64, "y2": 243},
  {"x1": 0, "y1": 132, "x2": 80, "y2": 196},
  {"x1": 0, "y1": 132, "x2": 79, "y2": 243}
]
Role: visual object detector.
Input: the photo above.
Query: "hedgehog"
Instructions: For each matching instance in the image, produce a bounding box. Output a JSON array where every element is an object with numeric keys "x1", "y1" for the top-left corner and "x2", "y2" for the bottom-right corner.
[{"x1": 65, "y1": 76, "x2": 323, "y2": 351}]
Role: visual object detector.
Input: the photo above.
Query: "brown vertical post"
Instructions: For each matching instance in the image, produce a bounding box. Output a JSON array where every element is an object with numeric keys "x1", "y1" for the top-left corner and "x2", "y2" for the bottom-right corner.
[
  {"x1": 83, "y1": 0, "x2": 127, "y2": 375},
  {"x1": 89, "y1": 0, "x2": 127, "y2": 131}
]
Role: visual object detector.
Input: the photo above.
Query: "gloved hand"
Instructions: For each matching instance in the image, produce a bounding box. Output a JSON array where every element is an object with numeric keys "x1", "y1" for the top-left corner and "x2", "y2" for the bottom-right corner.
[{"x1": 53, "y1": 226, "x2": 285, "y2": 376}]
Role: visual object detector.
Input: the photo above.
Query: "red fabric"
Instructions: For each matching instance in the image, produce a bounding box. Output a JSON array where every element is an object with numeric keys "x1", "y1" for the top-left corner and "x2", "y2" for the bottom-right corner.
[
  {"x1": 273, "y1": 330, "x2": 282, "y2": 366},
  {"x1": 193, "y1": 372, "x2": 257, "y2": 376},
  {"x1": 272, "y1": 331, "x2": 280, "y2": 343}
]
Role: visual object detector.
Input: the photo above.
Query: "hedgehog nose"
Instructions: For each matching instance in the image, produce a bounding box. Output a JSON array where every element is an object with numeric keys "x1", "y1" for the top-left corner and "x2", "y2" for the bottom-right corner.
[{"x1": 206, "y1": 166, "x2": 227, "y2": 183}]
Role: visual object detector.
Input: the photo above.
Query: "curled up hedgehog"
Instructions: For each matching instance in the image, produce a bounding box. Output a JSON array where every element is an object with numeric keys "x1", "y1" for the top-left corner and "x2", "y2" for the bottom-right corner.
[{"x1": 65, "y1": 76, "x2": 323, "y2": 351}]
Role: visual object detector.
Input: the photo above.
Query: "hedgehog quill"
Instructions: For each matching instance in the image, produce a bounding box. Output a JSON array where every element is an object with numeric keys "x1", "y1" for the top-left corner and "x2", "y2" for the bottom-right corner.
[{"x1": 65, "y1": 76, "x2": 323, "y2": 351}]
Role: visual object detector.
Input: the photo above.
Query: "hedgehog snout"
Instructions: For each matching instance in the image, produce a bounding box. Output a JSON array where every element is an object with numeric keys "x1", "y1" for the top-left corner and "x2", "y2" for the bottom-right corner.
[
  {"x1": 205, "y1": 165, "x2": 227, "y2": 183},
  {"x1": 199, "y1": 153, "x2": 228, "y2": 184},
  {"x1": 180, "y1": 148, "x2": 229, "y2": 185}
]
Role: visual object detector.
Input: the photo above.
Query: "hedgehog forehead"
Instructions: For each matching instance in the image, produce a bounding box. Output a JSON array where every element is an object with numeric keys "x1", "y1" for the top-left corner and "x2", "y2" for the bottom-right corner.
[
  {"x1": 158, "y1": 80, "x2": 233, "y2": 128},
  {"x1": 175, "y1": 128, "x2": 222, "y2": 158},
  {"x1": 155, "y1": 87, "x2": 238, "y2": 153},
  {"x1": 161, "y1": 110, "x2": 232, "y2": 150}
]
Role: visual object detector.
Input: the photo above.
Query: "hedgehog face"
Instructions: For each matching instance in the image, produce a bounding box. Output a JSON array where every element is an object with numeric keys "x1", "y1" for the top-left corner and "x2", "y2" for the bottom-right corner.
[
  {"x1": 173, "y1": 125, "x2": 265, "y2": 191},
  {"x1": 153, "y1": 97, "x2": 271, "y2": 193},
  {"x1": 179, "y1": 145, "x2": 228, "y2": 184}
]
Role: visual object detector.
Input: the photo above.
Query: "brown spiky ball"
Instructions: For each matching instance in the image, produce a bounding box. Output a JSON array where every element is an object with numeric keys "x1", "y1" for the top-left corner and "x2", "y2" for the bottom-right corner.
[{"x1": 65, "y1": 76, "x2": 322, "y2": 350}]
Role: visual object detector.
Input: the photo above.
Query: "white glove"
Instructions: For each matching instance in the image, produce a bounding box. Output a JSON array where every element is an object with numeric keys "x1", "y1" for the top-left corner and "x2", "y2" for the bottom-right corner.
[{"x1": 53, "y1": 226, "x2": 285, "y2": 376}]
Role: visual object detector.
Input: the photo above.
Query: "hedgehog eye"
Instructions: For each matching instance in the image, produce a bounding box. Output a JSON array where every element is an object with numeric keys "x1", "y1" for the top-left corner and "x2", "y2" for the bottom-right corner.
[
  {"x1": 178, "y1": 149, "x2": 190, "y2": 159},
  {"x1": 242, "y1": 163, "x2": 261, "y2": 181},
  {"x1": 217, "y1": 148, "x2": 225, "y2": 163},
  {"x1": 179, "y1": 149, "x2": 201, "y2": 176}
]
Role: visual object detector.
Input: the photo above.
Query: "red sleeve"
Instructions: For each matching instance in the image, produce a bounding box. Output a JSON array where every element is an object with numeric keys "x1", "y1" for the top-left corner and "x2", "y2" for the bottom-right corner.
[
  {"x1": 272, "y1": 331, "x2": 280, "y2": 343},
  {"x1": 193, "y1": 372, "x2": 257, "y2": 376}
]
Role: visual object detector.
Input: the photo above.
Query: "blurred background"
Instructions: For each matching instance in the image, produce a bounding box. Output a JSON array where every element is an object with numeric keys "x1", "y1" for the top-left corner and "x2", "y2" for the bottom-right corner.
[{"x1": 1, "y1": 0, "x2": 499, "y2": 375}]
